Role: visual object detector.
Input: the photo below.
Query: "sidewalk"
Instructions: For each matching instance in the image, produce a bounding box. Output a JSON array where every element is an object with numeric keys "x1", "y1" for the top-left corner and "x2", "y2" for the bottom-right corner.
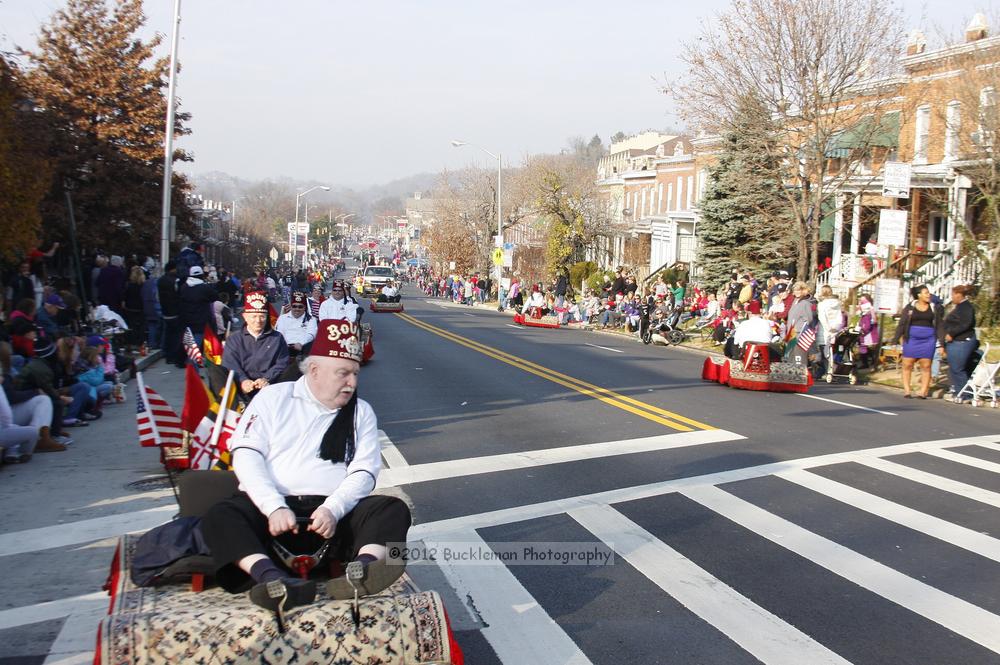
[{"x1": 0, "y1": 355, "x2": 185, "y2": 662}]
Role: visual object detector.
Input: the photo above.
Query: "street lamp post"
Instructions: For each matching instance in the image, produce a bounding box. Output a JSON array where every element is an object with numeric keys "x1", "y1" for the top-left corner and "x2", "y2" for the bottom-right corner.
[
  {"x1": 451, "y1": 140, "x2": 502, "y2": 295},
  {"x1": 294, "y1": 185, "x2": 330, "y2": 269}
]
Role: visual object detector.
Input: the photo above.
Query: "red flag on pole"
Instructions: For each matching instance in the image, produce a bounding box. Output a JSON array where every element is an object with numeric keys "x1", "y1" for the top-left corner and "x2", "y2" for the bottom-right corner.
[{"x1": 203, "y1": 323, "x2": 224, "y2": 365}]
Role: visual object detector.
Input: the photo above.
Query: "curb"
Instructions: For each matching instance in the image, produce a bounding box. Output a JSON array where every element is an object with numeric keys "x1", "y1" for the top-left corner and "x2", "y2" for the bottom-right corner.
[{"x1": 119, "y1": 350, "x2": 163, "y2": 384}]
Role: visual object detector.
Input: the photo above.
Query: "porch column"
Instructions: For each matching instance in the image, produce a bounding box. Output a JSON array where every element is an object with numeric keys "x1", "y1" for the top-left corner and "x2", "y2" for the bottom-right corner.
[
  {"x1": 850, "y1": 195, "x2": 861, "y2": 255},
  {"x1": 832, "y1": 193, "x2": 845, "y2": 274}
]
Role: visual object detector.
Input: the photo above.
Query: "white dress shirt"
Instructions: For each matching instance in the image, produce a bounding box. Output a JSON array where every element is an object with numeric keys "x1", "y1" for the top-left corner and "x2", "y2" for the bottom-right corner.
[
  {"x1": 318, "y1": 297, "x2": 360, "y2": 322},
  {"x1": 230, "y1": 377, "x2": 381, "y2": 521},
  {"x1": 275, "y1": 311, "x2": 318, "y2": 347},
  {"x1": 733, "y1": 315, "x2": 774, "y2": 347}
]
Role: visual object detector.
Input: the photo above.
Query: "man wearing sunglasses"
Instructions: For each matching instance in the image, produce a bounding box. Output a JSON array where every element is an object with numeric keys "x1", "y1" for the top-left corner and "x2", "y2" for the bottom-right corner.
[
  {"x1": 276, "y1": 292, "x2": 317, "y2": 357},
  {"x1": 318, "y1": 280, "x2": 361, "y2": 323}
]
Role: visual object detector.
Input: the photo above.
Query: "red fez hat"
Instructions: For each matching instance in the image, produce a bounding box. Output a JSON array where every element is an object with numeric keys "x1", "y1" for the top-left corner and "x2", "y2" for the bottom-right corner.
[
  {"x1": 244, "y1": 292, "x2": 268, "y2": 313},
  {"x1": 290, "y1": 292, "x2": 307, "y2": 306},
  {"x1": 311, "y1": 319, "x2": 362, "y2": 363},
  {"x1": 331, "y1": 280, "x2": 346, "y2": 290}
]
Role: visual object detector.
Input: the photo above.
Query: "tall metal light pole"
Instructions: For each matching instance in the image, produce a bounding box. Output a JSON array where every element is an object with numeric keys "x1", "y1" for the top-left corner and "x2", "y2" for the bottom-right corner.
[
  {"x1": 160, "y1": 0, "x2": 182, "y2": 267},
  {"x1": 294, "y1": 185, "x2": 330, "y2": 269},
  {"x1": 451, "y1": 140, "x2": 502, "y2": 293}
]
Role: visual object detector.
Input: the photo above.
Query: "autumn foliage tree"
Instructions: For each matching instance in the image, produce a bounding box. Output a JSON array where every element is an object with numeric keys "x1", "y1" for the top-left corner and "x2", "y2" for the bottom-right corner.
[
  {"x1": 0, "y1": 55, "x2": 53, "y2": 262},
  {"x1": 20, "y1": 0, "x2": 195, "y2": 256}
]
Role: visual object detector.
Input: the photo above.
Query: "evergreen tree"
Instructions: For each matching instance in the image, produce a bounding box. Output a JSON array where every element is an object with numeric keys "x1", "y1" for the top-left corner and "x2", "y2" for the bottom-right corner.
[
  {"x1": 696, "y1": 95, "x2": 795, "y2": 292},
  {"x1": 21, "y1": 0, "x2": 194, "y2": 255},
  {"x1": 0, "y1": 56, "x2": 53, "y2": 261}
]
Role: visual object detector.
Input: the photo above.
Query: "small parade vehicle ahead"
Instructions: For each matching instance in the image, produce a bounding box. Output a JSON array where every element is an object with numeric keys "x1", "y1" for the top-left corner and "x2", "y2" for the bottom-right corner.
[
  {"x1": 702, "y1": 342, "x2": 813, "y2": 393},
  {"x1": 512, "y1": 305, "x2": 561, "y2": 329}
]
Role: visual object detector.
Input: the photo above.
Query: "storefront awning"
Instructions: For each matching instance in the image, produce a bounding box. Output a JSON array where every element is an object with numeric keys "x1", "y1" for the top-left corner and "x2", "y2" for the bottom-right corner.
[{"x1": 825, "y1": 111, "x2": 900, "y2": 158}]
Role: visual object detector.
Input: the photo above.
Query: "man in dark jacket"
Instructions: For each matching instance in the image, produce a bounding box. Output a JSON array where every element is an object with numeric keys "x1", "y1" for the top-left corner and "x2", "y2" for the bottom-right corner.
[
  {"x1": 222, "y1": 292, "x2": 289, "y2": 403},
  {"x1": 178, "y1": 265, "x2": 217, "y2": 348},
  {"x1": 158, "y1": 261, "x2": 184, "y2": 368},
  {"x1": 175, "y1": 242, "x2": 204, "y2": 281}
]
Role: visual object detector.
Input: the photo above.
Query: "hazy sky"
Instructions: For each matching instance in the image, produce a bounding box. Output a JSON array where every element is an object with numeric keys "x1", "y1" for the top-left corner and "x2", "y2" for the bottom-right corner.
[{"x1": 1, "y1": 0, "x2": 995, "y2": 186}]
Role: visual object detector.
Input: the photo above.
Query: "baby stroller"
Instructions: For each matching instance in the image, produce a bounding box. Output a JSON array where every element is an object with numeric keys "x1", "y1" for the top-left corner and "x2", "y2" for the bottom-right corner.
[
  {"x1": 824, "y1": 328, "x2": 860, "y2": 385},
  {"x1": 954, "y1": 342, "x2": 999, "y2": 408}
]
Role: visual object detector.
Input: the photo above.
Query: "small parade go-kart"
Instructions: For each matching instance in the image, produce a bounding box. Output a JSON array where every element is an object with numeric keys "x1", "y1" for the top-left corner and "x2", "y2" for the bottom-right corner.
[
  {"x1": 370, "y1": 295, "x2": 404, "y2": 313},
  {"x1": 702, "y1": 342, "x2": 813, "y2": 393},
  {"x1": 94, "y1": 471, "x2": 463, "y2": 664},
  {"x1": 512, "y1": 306, "x2": 561, "y2": 329}
]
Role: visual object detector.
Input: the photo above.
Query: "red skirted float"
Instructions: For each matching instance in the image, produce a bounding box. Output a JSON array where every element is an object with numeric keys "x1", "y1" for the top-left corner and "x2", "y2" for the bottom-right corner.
[
  {"x1": 702, "y1": 343, "x2": 812, "y2": 393},
  {"x1": 512, "y1": 307, "x2": 561, "y2": 329},
  {"x1": 369, "y1": 299, "x2": 404, "y2": 313}
]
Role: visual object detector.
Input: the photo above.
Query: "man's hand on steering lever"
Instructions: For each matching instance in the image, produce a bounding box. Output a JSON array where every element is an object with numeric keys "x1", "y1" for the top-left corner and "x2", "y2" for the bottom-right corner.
[
  {"x1": 268, "y1": 507, "x2": 298, "y2": 536},
  {"x1": 308, "y1": 506, "x2": 336, "y2": 539}
]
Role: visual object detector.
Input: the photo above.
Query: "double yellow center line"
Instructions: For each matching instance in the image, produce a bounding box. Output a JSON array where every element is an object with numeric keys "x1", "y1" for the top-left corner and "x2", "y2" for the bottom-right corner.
[{"x1": 395, "y1": 312, "x2": 713, "y2": 433}]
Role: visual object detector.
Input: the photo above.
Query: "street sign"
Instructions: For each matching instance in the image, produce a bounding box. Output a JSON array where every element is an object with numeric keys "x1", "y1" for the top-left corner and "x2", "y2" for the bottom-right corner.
[
  {"x1": 874, "y1": 278, "x2": 902, "y2": 315},
  {"x1": 494, "y1": 234, "x2": 503, "y2": 248},
  {"x1": 882, "y1": 161, "x2": 912, "y2": 199},
  {"x1": 492, "y1": 248, "x2": 504, "y2": 266},
  {"x1": 269, "y1": 247, "x2": 278, "y2": 261},
  {"x1": 877, "y1": 209, "x2": 908, "y2": 247},
  {"x1": 502, "y1": 249, "x2": 513, "y2": 268}
]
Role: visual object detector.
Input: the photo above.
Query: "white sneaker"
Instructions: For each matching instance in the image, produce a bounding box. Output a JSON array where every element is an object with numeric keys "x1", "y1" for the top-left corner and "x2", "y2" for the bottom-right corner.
[{"x1": 54, "y1": 435, "x2": 74, "y2": 446}]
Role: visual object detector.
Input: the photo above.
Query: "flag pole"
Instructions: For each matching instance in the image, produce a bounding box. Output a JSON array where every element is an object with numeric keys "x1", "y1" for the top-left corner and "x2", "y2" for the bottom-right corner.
[{"x1": 208, "y1": 370, "x2": 235, "y2": 457}]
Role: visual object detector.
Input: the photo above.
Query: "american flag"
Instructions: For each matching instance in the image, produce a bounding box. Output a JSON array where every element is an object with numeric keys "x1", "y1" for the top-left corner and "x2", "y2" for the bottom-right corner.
[
  {"x1": 135, "y1": 373, "x2": 183, "y2": 448},
  {"x1": 183, "y1": 327, "x2": 203, "y2": 366},
  {"x1": 309, "y1": 297, "x2": 321, "y2": 319},
  {"x1": 797, "y1": 325, "x2": 817, "y2": 352}
]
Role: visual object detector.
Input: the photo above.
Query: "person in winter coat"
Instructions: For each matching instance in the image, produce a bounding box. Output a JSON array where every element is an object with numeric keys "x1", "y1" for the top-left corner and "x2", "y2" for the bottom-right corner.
[
  {"x1": 816, "y1": 285, "x2": 845, "y2": 377},
  {"x1": 942, "y1": 285, "x2": 978, "y2": 402},
  {"x1": 785, "y1": 282, "x2": 817, "y2": 367},
  {"x1": 856, "y1": 296, "x2": 879, "y2": 369},
  {"x1": 141, "y1": 271, "x2": 161, "y2": 350},
  {"x1": 97, "y1": 256, "x2": 127, "y2": 313},
  {"x1": 123, "y1": 266, "x2": 146, "y2": 349},
  {"x1": 178, "y1": 266, "x2": 217, "y2": 347}
]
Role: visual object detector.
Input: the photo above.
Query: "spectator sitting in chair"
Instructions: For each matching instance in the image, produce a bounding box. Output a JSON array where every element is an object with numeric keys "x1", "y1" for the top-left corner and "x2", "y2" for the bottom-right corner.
[{"x1": 223, "y1": 292, "x2": 289, "y2": 403}]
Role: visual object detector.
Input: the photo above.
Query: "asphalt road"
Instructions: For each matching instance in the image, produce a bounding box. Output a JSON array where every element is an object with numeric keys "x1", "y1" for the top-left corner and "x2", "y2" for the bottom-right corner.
[
  {"x1": 3, "y1": 272, "x2": 1000, "y2": 665},
  {"x1": 360, "y1": 286, "x2": 1000, "y2": 665}
]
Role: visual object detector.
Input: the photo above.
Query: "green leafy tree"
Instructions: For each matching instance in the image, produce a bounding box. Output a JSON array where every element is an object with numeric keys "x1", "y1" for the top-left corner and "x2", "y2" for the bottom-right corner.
[
  {"x1": 21, "y1": 0, "x2": 195, "y2": 255},
  {"x1": 0, "y1": 55, "x2": 53, "y2": 262},
  {"x1": 697, "y1": 96, "x2": 795, "y2": 291}
]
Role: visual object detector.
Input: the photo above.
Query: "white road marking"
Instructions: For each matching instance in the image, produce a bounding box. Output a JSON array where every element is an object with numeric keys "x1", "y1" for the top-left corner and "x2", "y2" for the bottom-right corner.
[
  {"x1": 43, "y1": 605, "x2": 106, "y2": 665},
  {"x1": 682, "y1": 484, "x2": 1000, "y2": 654},
  {"x1": 82, "y1": 488, "x2": 176, "y2": 508},
  {"x1": 463, "y1": 313, "x2": 476, "y2": 317},
  {"x1": 584, "y1": 343, "x2": 623, "y2": 353},
  {"x1": 409, "y1": 434, "x2": 1000, "y2": 539},
  {"x1": 795, "y1": 392, "x2": 897, "y2": 416},
  {"x1": 0, "y1": 592, "x2": 107, "y2": 630},
  {"x1": 505, "y1": 324, "x2": 523, "y2": 329},
  {"x1": 570, "y1": 504, "x2": 851, "y2": 665},
  {"x1": 922, "y1": 447, "x2": 1000, "y2": 474},
  {"x1": 777, "y1": 468, "x2": 1000, "y2": 563},
  {"x1": 378, "y1": 429, "x2": 409, "y2": 469},
  {"x1": 857, "y1": 457, "x2": 1000, "y2": 508},
  {"x1": 431, "y1": 530, "x2": 593, "y2": 665},
  {"x1": 378, "y1": 429, "x2": 744, "y2": 487},
  {"x1": 0, "y1": 504, "x2": 174, "y2": 558}
]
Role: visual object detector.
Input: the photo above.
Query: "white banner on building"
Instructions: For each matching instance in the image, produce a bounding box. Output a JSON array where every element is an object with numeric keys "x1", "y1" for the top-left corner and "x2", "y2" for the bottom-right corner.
[
  {"x1": 873, "y1": 278, "x2": 902, "y2": 315},
  {"x1": 882, "y1": 161, "x2": 912, "y2": 199},
  {"x1": 877, "y1": 209, "x2": 908, "y2": 247}
]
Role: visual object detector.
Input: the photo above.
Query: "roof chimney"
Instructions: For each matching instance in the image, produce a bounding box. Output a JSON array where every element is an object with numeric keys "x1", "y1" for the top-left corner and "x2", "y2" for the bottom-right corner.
[
  {"x1": 905, "y1": 29, "x2": 927, "y2": 56},
  {"x1": 966, "y1": 13, "x2": 989, "y2": 42}
]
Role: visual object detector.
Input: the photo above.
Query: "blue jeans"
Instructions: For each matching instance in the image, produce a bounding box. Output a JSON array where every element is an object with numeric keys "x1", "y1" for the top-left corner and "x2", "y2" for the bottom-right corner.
[
  {"x1": 946, "y1": 338, "x2": 978, "y2": 396},
  {"x1": 146, "y1": 320, "x2": 161, "y2": 349},
  {"x1": 65, "y1": 382, "x2": 93, "y2": 419}
]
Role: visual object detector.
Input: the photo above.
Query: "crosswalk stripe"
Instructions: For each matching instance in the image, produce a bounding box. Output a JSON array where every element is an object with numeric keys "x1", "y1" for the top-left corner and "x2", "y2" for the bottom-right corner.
[
  {"x1": 429, "y1": 530, "x2": 593, "y2": 665},
  {"x1": 922, "y1": 447, "x2": 1000, "y2": 474},
  {"x1": 776, "y1": 469, "x2": 1000, "y2": 563},
  {"x1": 682, "y1": 484, "x2": 1000, "y2": 654},
  {"x1": 569, "y1": 504, "x2": 851, "y2": 665},
  {"x1": 378, "y1": 429, "x2": 744, "y2": 487},
  {"x1": 856, "y1": 458, "x2": 1000, "y2": 508}
]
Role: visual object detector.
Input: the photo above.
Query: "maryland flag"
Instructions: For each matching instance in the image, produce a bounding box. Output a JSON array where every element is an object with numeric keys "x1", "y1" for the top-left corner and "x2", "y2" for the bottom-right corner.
[
  {"x1": 180, "y1": 364, "x2": 238, "y2": 470},
  {"x1": 203, "y1": 323, "x2": 224, "y2": 365}
]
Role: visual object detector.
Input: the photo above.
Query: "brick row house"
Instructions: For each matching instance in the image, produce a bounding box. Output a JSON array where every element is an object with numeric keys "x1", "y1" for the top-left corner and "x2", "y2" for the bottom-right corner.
[{"x1": 597, "y1": 14, "x2": 996, "y2": 299}]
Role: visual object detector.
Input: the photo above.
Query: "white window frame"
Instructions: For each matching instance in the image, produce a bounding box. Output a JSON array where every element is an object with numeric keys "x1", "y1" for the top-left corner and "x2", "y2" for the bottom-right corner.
[
  {"x1": 686, "y1": 176, "x2": 694, "y2": 209},
  {"x1": 945, "y1": 101, "x2": 961, "y2": 162},
  {"x1": 914, "y1": 104, "x2": 930, "y2": 164}
]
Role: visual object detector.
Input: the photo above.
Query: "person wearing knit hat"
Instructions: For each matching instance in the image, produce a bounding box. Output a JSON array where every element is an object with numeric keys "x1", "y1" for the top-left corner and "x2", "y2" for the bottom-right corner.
[
  {"x1": 222, "y1": 292, "x2": 289, "y2": 402},
  {"x1": 275, "y1": 292, "x2": 317, "y2": 357},
  {"x1": 201, "y1": 318, "x2": 410, "y2": 615}
]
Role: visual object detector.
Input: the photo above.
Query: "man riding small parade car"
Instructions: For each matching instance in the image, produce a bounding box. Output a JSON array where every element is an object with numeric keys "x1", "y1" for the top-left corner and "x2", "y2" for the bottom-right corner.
[
  {"x1": 376, "y1": 280, "x2": 400, "y2": 303},
  {"x1": 319, "y1": 280, "x2": 374, "y2": 363}
]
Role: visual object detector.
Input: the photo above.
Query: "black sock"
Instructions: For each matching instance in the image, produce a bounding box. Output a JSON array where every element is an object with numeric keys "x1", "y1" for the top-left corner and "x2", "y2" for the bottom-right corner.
[
  {"x1": 250, "y1": 558, "x2": 285, "y2": 584},
  {"x1": 354, "y1": 553, "x2": 377, "y2": 565}
]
